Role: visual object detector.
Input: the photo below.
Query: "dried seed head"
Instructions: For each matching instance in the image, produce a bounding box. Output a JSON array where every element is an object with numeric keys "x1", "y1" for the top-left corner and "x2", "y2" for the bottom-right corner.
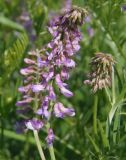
[
  {"x1": 84, "y1": 52, "x2": 115, "y2": 93},
  {"x1": 61, "y1": 6, "x2": 88, "y2": 27}
]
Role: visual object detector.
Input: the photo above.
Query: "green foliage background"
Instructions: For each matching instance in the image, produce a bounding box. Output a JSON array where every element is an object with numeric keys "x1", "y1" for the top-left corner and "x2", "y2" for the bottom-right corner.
[{"x1": 0, "y1": 0, "x2": 126, "y2": 159}]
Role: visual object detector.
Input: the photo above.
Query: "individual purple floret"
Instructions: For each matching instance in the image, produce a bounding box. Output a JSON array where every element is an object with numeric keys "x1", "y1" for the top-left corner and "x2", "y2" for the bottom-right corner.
[
  {"x1": 25, "y1": 119, "x2": 44, "y2": 130},
  {"x1": 16, "y1": 6, "x2": 88, "y2": 145},
  {"x1": 54, "y1": 102, "x2": 75, "y2": 118},
  {"x1": 46, "y1": 129, "x2": 55, "y2": 146}
]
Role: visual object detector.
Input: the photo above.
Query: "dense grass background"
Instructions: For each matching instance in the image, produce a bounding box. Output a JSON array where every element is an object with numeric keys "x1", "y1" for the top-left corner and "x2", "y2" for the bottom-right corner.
[{"x1": 0, "y1": 0, "x2": 126, "y2": 159}]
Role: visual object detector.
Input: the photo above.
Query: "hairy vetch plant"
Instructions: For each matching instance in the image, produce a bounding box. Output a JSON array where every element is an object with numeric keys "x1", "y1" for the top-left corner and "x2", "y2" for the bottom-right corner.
[
  {"x1": 84, "y1": 52, "x2": 115, "y2": 93},
  {"x1": 16, "y1": 5, "x2": 88, "y2": 160}
]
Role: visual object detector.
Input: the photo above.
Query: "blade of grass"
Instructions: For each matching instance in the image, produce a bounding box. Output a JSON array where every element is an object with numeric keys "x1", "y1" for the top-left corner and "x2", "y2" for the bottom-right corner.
[
  {"x1": 98, "y1": 120, "x2": 110, "y2": 148},
  {"x1": 85, "y1": 128, "x2": 100, "y2": 153}
]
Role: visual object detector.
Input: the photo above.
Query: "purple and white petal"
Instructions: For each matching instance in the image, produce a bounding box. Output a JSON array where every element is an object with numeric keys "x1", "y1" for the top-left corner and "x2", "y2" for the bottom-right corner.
[
  {"x1": 61, "y1": 67, "x2": 69, "y2": 80},
  {"x1": 43, "y1": 109, "x2": 50, "y2": 118},
  {"x1": 32, "y1": 84, "x2": 45, "y2": 92},
  {"x1": 25, "y1": 119, "x2": 43, "y2": 130},
  {"x1": 24, "y1": 58, "x2": 36, "y2": 64},
  {"x1": 47, "y1": 85, "x2": 56, "y2": 100},
  {"x1": 60, "y1": 86, "x2": 73, "y2": 97},
  {"x1": 36, "y1": 108, "x2": 50, "y2": 119},
  {"x1": 36, "y1": 108, "x2": 43, "y2": 115},
  {"x1": 46, "y1": 68, "x2": 54, "y2": 81},
  {"x1": 42, "y1": 96, "x2": 49, "y2": 109},
  {"x1": 55, "y1": 74, "x2": 63, "y2": 88},
  {"x1": 20, "y1": 68, "x2": 35, "y2": 76},
  {"x1": 18, "y1": 84, "x2": 31, "y2": 93},
  {"x1": 64, "y1": 59, "x2": 76, "y2": 68},
  {"x1": 54, "y1": 102, "x2": 75, "y2": 118}
]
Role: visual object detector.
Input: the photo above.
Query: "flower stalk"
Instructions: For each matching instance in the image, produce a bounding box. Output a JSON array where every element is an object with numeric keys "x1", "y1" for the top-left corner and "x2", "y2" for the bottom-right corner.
[
  {"x1": 33, "y1": 130, "x2": 46, "y2": 160},
  {"x1": 48, "y1": 146, "x2": 56, "y2": 160},
  {"x1": 112, "y1": 66, "x2": 116, "y2": 105},
  {"x1": 93, "y1": 95, "x2": 98, "y2": 135},
  {"x1": 84, "y1": 52, "x2": 115, "y2": 141}
]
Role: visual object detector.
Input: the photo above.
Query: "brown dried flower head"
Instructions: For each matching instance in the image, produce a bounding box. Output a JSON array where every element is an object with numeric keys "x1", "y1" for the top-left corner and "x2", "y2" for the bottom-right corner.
[
  {"x1": 84, "y1": 52, "x2": 115, "y2": 93},
  {"x1": 61, "y1": 6, "x2": 88, "y2": 27}
]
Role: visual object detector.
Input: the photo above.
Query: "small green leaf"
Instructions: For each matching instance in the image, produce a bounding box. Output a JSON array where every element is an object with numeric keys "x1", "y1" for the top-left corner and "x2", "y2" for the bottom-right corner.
[
  {"x1": 0, "y1": 16, "x2": 24, "y2": 31},
  {"x1": 4, "y1": 33, "x2": 29, "y2": 76}
]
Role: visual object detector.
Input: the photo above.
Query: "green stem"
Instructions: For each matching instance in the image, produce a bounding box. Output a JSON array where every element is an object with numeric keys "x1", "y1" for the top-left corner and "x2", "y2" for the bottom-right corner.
[
  {"x1": 93, "y1": 95, "x2": 98, "y2": 134},
  {"x1": 48, "y1": 145, "x2": 56, "y2": 160},
  {"x1": 33, "y1": 130, "x2": 46, "y2": 160},
  {"x1": 106, "y1": 66, "x2": 116, "y2": 139},
  {"x1": 33, "y1": 52, "x2": 46, "y2": 160},
  {"x1": 112, "y1": 66, "x2": 116, "y2": 105},
  {"x1": 105, "y1": 87, "x2": 112, "y2": 105}
]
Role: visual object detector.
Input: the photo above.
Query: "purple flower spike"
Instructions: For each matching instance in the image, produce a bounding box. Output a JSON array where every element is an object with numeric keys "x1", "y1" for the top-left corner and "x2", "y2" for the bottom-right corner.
[
  {"x1": 46, "y1": 128, "x2": 55, "y2": 146},
  {"x1": 54, "y1": 102, "x2": 75, "y2": 118},
  {"x1": 32, "y1": 84, "x2": 45, "y2": 92},
  {"x1": 25, "y1": 119, "x2": 44, "y2": 130},
  {"x1": 16, "y1": 6, "x2": 87, "y2": 142}
]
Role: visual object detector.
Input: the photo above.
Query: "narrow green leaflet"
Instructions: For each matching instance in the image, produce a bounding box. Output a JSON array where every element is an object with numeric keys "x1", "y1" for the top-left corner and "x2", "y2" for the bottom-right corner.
[{"x1": 0, "y1": 16, "x2": 24, "y2": 31}]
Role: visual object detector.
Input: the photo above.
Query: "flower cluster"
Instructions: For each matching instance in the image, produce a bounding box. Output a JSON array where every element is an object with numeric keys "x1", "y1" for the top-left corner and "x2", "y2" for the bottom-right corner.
[
  {"x1": 16, "y1": 6, "x2": 88, "y2": 145},
  {"x1": 84, "y1": 52, "x2": 115, "y2": 92}
]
